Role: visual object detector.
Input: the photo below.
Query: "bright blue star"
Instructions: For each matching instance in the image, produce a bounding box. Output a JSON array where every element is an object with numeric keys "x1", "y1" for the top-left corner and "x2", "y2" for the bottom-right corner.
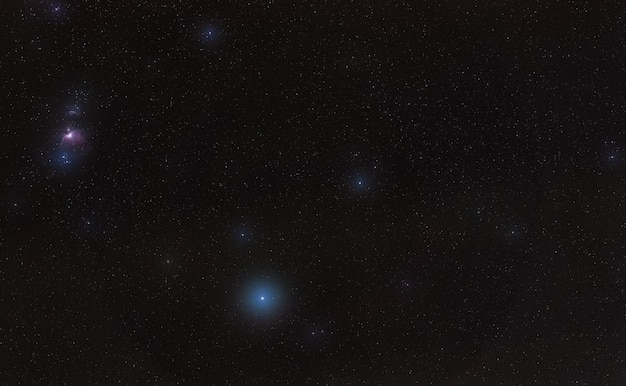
[
  {"x1": 49, "y1": 146, "x2": 84, "y2": 174},
  {"x1": 606, "y1": 152, "x2": 621, "y2": 166},
  {"x1": 241, "y1": 278, "x2": 284, "y2": 320},
  {"x1": 234, "y1": 227, "x2": 252, "y2": 244},
  {"x1": 58, "y1": 151, "x2": 73, "y2": 165},
  {"x1": 350, "y1": 175, "x2": 369, "y2": 192},
  {"x1": 199, "y1": 25, "x2": 221, "y2": 44},
  {"x1": 248, "y1": 287, "x2": 277, "y2": 312},
  {"x1": 48, "y1": 2, "x2": 66, "y2": 18}
]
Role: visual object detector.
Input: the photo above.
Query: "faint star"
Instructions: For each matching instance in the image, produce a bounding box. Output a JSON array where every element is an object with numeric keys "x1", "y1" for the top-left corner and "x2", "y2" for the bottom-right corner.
[{"x1": 67, "y1": 105, "x2": 81, "y2": 116}]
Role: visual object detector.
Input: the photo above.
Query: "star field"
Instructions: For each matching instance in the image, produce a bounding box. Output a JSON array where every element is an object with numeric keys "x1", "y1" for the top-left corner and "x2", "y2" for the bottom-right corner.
[{"x1": 2, "y1": 1, "x2": 626, "y2": 384}]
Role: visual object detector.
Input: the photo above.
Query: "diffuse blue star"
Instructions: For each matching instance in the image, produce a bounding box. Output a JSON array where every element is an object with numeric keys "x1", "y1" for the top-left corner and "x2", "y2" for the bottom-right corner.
[
  {"x1": 199, "y1": 24, "x2": 221, "y2": 45},
  {"x1": 350, "y1": 174, "x2": 370, "y2": 193},
  {"x1": 56, "y1": 150, "x2": 74, "y2": 166},
  {"x1": 48, "y1": 2, "x2": 67, "y2": 19},
  {"x1": 240, "y1": 278, "x2": 285, "y2": 321}
]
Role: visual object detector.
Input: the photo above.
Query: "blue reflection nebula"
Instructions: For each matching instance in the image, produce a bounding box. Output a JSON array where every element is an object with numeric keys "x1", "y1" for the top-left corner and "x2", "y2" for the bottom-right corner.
[
  {"x1": 351, "y1": 175, "x2": 369, "y2": 192},
  {"x1": 48, "y1": 2, "x2": 67, "y2": 19},
  {"x1": 56, "y1": 150, "x2": 75, "y2": 166},
  {"x1": 199, "y1": 25, "x2": 221, "y2": 44},
  {"x1": 242, "y1": 279, "x2": 283, "y2": 319}
]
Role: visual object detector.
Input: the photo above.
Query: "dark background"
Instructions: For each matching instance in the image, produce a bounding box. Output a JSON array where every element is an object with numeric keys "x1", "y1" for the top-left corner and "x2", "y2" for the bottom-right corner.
[{"x1": 2, "y1": 0, "x2": 626, "y2": 384}]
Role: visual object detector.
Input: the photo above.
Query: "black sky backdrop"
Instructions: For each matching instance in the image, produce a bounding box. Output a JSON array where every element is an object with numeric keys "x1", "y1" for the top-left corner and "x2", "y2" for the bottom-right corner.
[{"x1": 2, "y1": 0, "x2": 626, "y2": 384}]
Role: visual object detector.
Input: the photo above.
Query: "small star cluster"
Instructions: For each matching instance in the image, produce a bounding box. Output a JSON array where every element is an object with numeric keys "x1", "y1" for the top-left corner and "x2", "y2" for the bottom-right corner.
[{"x1": 2, "y1": 1, "x2": 626, "y2": 384}]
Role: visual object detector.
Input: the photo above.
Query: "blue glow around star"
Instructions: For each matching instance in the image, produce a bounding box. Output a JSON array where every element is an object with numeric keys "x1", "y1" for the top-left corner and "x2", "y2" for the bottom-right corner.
[
  {"x1": 48, "y1": 2, "x2": 67, "y2": 19},
  {"x1": 56, "y1": 150, "x2": 74, "y2": 166},
  {"x1": 241, "y1": 278, "x2": 284, "y2": 320},
  {"x1": 48, "y1": 145, "x2": 85, "y2": 174},
  {"x1": 247, "y1": 285, "x2": 279, "y2": 313},
  {"x1": 605, "y1": 151, "x2": 621, "y2": 168},
  {"x1": 233, "y1": 226, "x2": 253, "y2": 244},
  {"x1": 601, "y1": 141, "x2": 622, "y2": 170},
  {"x1": 350, "y1": 175, "x2": 370, "y2": 192},
  {"x1": 199, "y1": 25, "x2": 221, "y2": 45}
]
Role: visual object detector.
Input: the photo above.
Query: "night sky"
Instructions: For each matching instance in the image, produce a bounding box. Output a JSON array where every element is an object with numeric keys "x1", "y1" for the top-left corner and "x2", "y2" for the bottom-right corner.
[{"x1": 3, "y1": 1, "x2": 626, "y2": 384}]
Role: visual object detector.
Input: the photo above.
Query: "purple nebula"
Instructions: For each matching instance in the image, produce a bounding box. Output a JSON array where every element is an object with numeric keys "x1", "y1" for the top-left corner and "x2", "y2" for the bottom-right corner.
[{"x1": 61, "y1": 129, "x2": 85, "y2": 147}]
